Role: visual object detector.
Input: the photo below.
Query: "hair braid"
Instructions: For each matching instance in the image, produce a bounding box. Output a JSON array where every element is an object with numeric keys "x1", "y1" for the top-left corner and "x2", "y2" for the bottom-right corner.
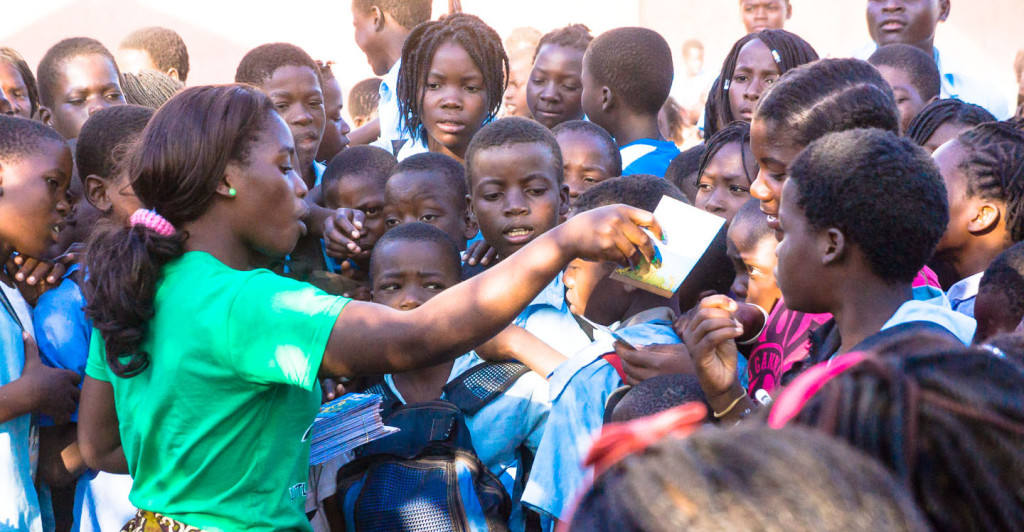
[
  {"x1": 958, "y1": 121, "x2": 1024, "y2": 241},
  {"x1": 905, "y1": 98, "x2": 996, "y2": 148}
]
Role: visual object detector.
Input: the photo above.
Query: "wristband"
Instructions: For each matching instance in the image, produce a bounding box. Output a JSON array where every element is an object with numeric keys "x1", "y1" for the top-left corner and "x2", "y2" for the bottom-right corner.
[{"x1": 713, "y1": 392, "x2": 748, "y2": 419}]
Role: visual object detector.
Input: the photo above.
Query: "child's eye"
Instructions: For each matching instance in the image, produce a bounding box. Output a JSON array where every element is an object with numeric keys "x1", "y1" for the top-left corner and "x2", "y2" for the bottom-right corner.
[
  {"x1": 378, "y1": 283, "x2": 400, "y2": 292},
  {"x1": 425, "y1": 282, "x2": 447, "y2": 291},
  {"x1": 764, "y1": 77, "x2": 777, "y2": 85},
  {"x1": 483, "y1": 192, "x2": 502, "y2": 201},
  {"x1": 768, "y1": 172, "x2": 787, "y2": 182},
  {"x1": 275, "y1": 102, "x2": 289, "y2": 111},
  {"x1": 364, "y1": 207, "x2": 382, "y2": 216},
  {"x1": 465, "y1": 86, "x2": 481, "y2": 94},
  {"x1": 106, "y1": 92, "x2": 123, "y2": 101},
  {"x1": 527, "y1": 188, "x2": 548, "y2": 196},
  {"x1": 280, "y1": 165, "x2": 294, "y2": 175},
  {"x1": 729, "y1": 186, "x2": 750, "y2": 194},
  {"x1": 309, "y1": 100, "x2": 324, "y2": 108},
  {"x1": 427, "y1": 83, "x2": 442, "y2": 90},
  {"x1": 562, "y1": 84, "x2": 580, "y2": 92},
  {"x1": 385, "y1": 218, "x2": 401, "y2": 227},
  {"x1": 733, "y1": 75, "x2": 749, "y2": 84},
  {"x1": 420, "y1": 214, "x2": 438, "y2": 222},
  {"x1": 697, "y1": 183, "x2": 713, "y2": 191},
  {"x1": 47, "y1": 178, "x2": 61, "y2": 190},
  {"x1": 582, "y1": 176, "x2": 600, "y2": 184},
  {"x1": 67, "y1": 98, "x2": 85, "y2": 106}
]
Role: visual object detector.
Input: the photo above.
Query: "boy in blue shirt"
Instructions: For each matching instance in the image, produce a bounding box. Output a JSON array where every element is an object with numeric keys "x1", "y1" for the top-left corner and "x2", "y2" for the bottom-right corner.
[{"x1": 580, "y1": 27, "x2": 680, "y2": 177}]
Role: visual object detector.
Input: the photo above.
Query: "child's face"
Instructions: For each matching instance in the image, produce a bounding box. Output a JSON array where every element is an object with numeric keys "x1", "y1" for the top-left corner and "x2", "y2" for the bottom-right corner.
[
  {"x1": 727, "y1": 226, "x2": 781, "y2": 311},
  {"x1": 774, "y1": 179, "x2": 827, "y2": 313},
  {"x1": 728, "y1": 38, "x2": 779, "y2": 123},
  {"x1": 469, "y1": 142, "x2": 568, "y2": 259},
  {"x1": 563, "y1": 257, "x2": 629, "y2": 325},
  {"x1": 749, "y1": 117, "x2": 805, "y2": 232},
  {"x1": 326, "y1": 173, "x2": 386, "y2": 261},
  {"x1": 875, "y1": 65, "x2": 930, "y2": 135},
  {"x1": 867, "y1": 0, "x2": 947, "y2": 50},
  {"x1": 384, "y1": 170, "x2": 474, "y2": 251},
  {"x1": 973, "y1": 287, "x2": 1018, "y2": 343},
  {"x1": 503, "y1": 53, "x2": 533, "y2": 118},
  {"x1": 421, "y1": 41, "x2": 489, "y2": 160},
  {"x1": 921, "y1": 121, "x2": 970, "y2": 154},
  {"x1": 52, "y1": 164, "x2": 101, "y2": 255},
  {"x1": 527, "y1": 44, "x2": 586, "y2": 129},
  {"x1": 740, "y1": 0, "x2": 791, "y2": 33},
  {"x1": 371, "y1": 241, "x2": 461, "y2": 311},
  {"x1": 0, "y1": 61, "x2": 34, "y2": 119},
  {"x1": 932, "y1": 139, "x2": 982, "y2": 260},
  {"x1": 696, "y1": 142, "x2": 755, "y2": 224},
  {"x1": 262, "y1": 65, "x2": 326, "y2": 176},
  {"x1": 351, "y1": 3, "x2": 389, "y2": 76},
  {"x1": 556, "y1": 131, "x2": 616, "y2": 206},
  {"x1": 0, "y1": 140, "x2": 72, "y2": 259},
  {"x1": 46, "y1": 55, "x2": 125, "y2": 140},
  {"x1": 317, "y1": 76, "x2": 352, "y2": 163}
]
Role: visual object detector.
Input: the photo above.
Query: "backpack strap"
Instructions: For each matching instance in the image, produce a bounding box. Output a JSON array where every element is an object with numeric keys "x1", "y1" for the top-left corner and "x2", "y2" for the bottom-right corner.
[
  {"x1": 849, "y1": 320, "x2": 962, "y2": 353},
  {"x1": 362, "y1": 381, "x2": 404, "y2": 419},
  {"x1": 443, "y1": 361, "x2": 530, "y2": 415}
]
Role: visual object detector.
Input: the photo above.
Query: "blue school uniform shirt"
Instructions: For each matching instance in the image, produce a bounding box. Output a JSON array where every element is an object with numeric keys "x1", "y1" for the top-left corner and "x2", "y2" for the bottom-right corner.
[
  {"x1": 514, "y1": 276, "x2": 592, "y2": 357},
  {"x1": 882, "y1": 285, "x2": 976, "y2": 344},
  {"x1": 32, "y1": 266, "x2": 137, "y2": 532},
  {"x1": 0, "y1": 281, "x2": 42, "y2": 532},
  {"x1": 381, "y1": 352, "x2": 549, "y2": 532},
  {"x1": 521, "y1": 307, "x2": 680, "y2": 524},
  {"x1": 946, "y1": 272, "x2": 983, "y2": 319},
  {"x1": 620, "y1": 139, "x2": 680, "y2": 178}
]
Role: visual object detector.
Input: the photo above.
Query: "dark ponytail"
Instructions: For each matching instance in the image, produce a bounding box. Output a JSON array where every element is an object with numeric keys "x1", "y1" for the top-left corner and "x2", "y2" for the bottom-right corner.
[{"x1": 84, "y1": 84, "x2": 275, "y2": 378}]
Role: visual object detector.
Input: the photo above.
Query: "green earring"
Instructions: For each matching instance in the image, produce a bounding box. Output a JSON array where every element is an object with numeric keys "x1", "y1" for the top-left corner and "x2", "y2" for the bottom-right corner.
[{"x1": 229, "y1": 188, "x2": 237, "y2": 197}]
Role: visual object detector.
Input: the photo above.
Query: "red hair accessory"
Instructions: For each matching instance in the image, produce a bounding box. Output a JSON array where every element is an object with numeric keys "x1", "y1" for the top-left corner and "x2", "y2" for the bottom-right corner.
[
  {"x1": 767, "y1": 351, "x2": 868, "y2": 429},
  {"x1": 585, "y1": 402, "x2": 707, "y2": 477},
  {"x1": 129, "y1": 209, "x2": 176, "y2": 237}
]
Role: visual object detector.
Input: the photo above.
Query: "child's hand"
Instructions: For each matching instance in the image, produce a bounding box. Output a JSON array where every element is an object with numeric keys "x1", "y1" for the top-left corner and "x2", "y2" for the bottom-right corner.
[
  {"x1": 20, "y1": 332, "x2": 80, "y2": 424},
  {"x1": 464, "y1": 240, "x2": 498, "y2": 267},
  {"x1": 615, "y1": 342, "x2": 695, "y2": 386},
  {"x1": 679, "y1": 295, "x2": 744, "y2": 400},
  {"x1": 323, "y1": 209, "x2": 366, "y2": 259},
  {"x1": 7, "y1": 245, "x2": 83, "y2": 304},
  {"x1": 321, "y1": 378, "x2": 347, "y2": 402},
  {"x1": 556, "y1": 205, "x2": 662, "y2": 267}
]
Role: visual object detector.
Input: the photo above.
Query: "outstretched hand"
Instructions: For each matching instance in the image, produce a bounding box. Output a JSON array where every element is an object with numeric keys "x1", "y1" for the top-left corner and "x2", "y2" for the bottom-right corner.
[
  {"x1": 556, "y1": 204, "x2": 662, "y2": 267},
  {"x1": 323, "y1": 209, "x2": 368, "y2": 260}
]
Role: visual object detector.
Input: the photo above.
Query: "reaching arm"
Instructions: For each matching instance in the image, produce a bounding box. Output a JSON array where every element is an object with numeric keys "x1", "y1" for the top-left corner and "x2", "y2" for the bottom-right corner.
[
  {"x1": 347, "y1": 118, "x2": 381, "y2": 146},
  {"x1": 319, "y1": 205, "x2": 660, "y2": 377},
  {"x1": 476, "y1": 325, "x2": 567, "y2": 378},
  {"x1": 77, "y1": 377, "x2": 129, "y2": 474}
]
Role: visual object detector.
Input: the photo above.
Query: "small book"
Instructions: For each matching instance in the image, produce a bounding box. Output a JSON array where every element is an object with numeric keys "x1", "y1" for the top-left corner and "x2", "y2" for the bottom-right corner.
[
  {"x1": 309, "y1": 393, "x2": 399, "y2": 466},
  {"x1": 610, "y1": 195, "x2": 726, "y2": 298}
]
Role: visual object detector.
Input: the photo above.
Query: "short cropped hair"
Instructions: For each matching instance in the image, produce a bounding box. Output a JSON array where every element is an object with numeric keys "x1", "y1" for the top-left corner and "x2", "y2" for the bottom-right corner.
[
  {"x1": 349, "y1": 78, "x2": 382, "y2": 119},
  {"x1": 392, "y1": 152, "x2": 467, "y2": 201},
  {"x1": 76, "y1": 105, "x2": 154, "y2": 180},
  {"x1": 584, "y1": 27, "x2": 673, "y2": 115},
  {"x1": 608, "y1": 374, "x2": 711, "y2": 423},
  {"x1": 574, "y1": 174, "x2": 686, "y2": 214},
  {"x1": 370, "y1": 222, "x2": 462, "y2": 279},
  {"x1": 788, "y1": 128, "x2": 947, "y2": 283},
  {"x1": 867, "y1": 43, "x2": 941, "y2": 101},
  {"x1": 119, "y1": 26, "x2": 190, "y2": 82},
  {"x1": 0, "y1": 114, "x2": 67, "y2": 164},
  {"x1": 731, "y1": 198, "x2": 774, "y2": 251},
  {"x1": 552, "y1": 120, "x2": 622, "y2": 177},
  {"x1": 37, "y1": 37, "x2": 120, "y2": 109},
  {"x1": 352, "y1": 0, "x2": 432, "y2": 31},
  {"x1": 665, "y1": 144, "x2": 707, "y2": 203},
  {"x1": 234, "y1": 43, "x2": 320, "y2": 87},
  {"x1": 534, "y1": 24, "x2": 593, "y2": 61},
  {"x1": 979, "y1": 241, "x2": 1024, "y2": 321},
  {"x1": 0, "y1": 47, "x2": 39, "y2": 117},
  {"x1": 465, "y1": 117, "x2": 563, "y2": 187},
  {"x1": 323, "y1": 145, "x2": 396, "y2": 188}
]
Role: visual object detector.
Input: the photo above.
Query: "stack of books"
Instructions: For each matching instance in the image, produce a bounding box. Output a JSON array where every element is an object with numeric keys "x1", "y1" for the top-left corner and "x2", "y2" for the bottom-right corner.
[{"x1": 309, "y1": 393, "x2": 399, "y2": 465}]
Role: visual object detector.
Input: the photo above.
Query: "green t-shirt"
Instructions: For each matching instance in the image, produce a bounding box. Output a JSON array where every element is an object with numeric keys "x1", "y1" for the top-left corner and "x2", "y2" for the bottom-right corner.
[{"x1": 86, "y1": 251, "x2": 350, "y2": 531}]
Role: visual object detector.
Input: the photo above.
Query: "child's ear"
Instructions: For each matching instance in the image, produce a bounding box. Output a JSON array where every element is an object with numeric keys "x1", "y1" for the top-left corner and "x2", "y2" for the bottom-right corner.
[
  {"x1": 38, "y1": 107, "x2": 52, "y2": 127},
  {"x1": 558, "y1": 184, "x2": 570, "y2": 219},
  {"x1": 821, "y1": 227, "x2": 846, "y2": 266},
  {"x1": 84, "y1": 174, "x2": 113, "y2": 213},
  {"x1": 938, "y1": 0, "x2": 951, "y2": 22},
  {"x1": 600, "y1": 86, "x2": 614, "y2": 113},
  {"x1": 165, "y1": 67, "x2": 180, "y2": 81},
  {"x1": 371, "y1": 6, "x2": 386, "y2": 31},
  {"x1": 462, "y1": 208, "x2": 479, "y2": 240},
  {"x1": 217, "y1": 163, "x2": 242, "y2": 198},
  {"x1": 968, "y1": 203, "x2": 1001, "y2": 234}
]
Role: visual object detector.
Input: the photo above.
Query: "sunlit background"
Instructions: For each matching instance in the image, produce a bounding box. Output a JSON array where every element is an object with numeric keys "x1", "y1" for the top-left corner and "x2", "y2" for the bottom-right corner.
[{"x1": 3, "y1": 0, "x2": 1021, "y2": 125}]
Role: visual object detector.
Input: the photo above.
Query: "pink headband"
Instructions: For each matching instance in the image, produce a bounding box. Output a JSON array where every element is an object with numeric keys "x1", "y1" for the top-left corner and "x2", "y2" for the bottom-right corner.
[
  {"x1": 129, "y1": 209, "x2": 176, "y2": 237},
  {"x1": 767, "y1": 351, "x2": 868, "y2": 429}
]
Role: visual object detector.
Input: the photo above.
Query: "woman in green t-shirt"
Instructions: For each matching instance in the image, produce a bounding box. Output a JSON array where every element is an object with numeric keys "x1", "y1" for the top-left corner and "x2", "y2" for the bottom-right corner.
[{"x1": 75, "y1": 84, "x2": 660, "y2": 531}]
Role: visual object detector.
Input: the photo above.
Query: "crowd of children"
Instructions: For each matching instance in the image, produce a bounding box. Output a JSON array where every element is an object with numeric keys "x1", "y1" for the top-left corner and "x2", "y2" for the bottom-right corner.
[{"x1": 1, "y1": 0, "x2": 1023, "y2": 531}]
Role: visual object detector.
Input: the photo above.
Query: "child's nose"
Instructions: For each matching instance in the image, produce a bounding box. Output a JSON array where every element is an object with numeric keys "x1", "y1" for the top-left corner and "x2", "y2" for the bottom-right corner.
[
  {"x1": 0, "y1": 88, "x2": 13, "y2": 115},
  {"x1": 400, "y1": 293, "x2": 423, "y2": 310},
  {"x1": 540, "y1": 82, "x2": 559, "y2": 101},
  {"x1": 503, "y1": 189, "x2": 529, "y2": 214},
  {"x1": 290, "y1": 170, "x2": 308, "y2": 199}
]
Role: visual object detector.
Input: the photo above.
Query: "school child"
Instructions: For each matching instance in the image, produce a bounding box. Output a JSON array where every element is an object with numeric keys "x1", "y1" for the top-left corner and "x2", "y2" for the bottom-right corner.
[
  {"x1": 350, "y1": 0, "x2": 432, "y2": 147},
  {"x1": 464, "y1": 117, "x2": 591, "y2": 357},
  {"x1": 36, "y1": 38, "x2": 126, "y2": 140},
  {"x1": 347, "y1": 77, "x2": 382, "y2": 128},
  {"x1": 314, "y1": 61, "x2": 352, "y2": 164},
  {"x1": 75, "y1": 84, "x2": 659, "y2": 532},
  {"x1": 521, "y1": 175, "x2": 689, "y2": 527},
  {"x1": 0, "y1": 115, "x2": 81, "y2": 532},
  {"x1": 973, "y1": 242, "x2": 1024, "y2": 343},
  {"x1": 526, "y1": 24, "x2": 593, "y2": 129},
  {"x1": 858, "y1": 0, "x2": 1012, "y2": 119},
  {"x1": 551, "y1": 120, "x2": 622, "y2": 207},
  {"x1": 694, "y1": 121, "x2": 759, "y2": 224},
  {"x1": 665, "y1": 143, "x2": 707, "y2": 203},
  {"x1": 0, "y1": 47, "x2": 39, "y2": 119},
  {"x1": 727, "y1": 199, "x2": 780, "y2": 313},
  {"x1": 395, "y1": 12, "x2": 507, "y2": 163},
  {"x1": 116, "y1": 27, "x2": 189, "y2": 83},
  {"x1": 34, "y1": 105, "x2": 152, "y2": 532},
  {"x1": 770, "y1": 348, "x2": 1024, "y2": 531},
  {"x1": 906, "y1": 97, "x2": 996, "y2": 153},
  {"x1": 120, "y1": 70, "x2": 183, "y2": 109},
  {"x1": 868, "y1": 44, "x2": 941, "y2": 134},
  {"x1": 565, "y1": 423, "x2": 929, "y2": 532},
  {"x1": 581, "y1": 27, "x2": 679, "y2": 177},
  {"x1": 703, "y1": 29, "x2": 818, "y2": 139},
  {"x1": 337, "y1": 223, "x2": 549, "y2": 532},
  {"x1": 503, "y1": 46, "x2": 534, "y2": 119},
  {"x1": 604, "y1": 374, "x2": 711, "y2": 424},
  {"x1": 740, "y1": 0, "x2": 792, "y2": 33},
  {"x1": 931, "y1": 121, "x2": 1024, "y2": 314},
  {"x1": 383, "y1": 152, "x2": 477, "y2": 251},
  {"x1": 685, "y1": 128, "x2": 976, "y2": 423},
  {"x1": 321, "y1": 145, "x2": 396, "y2": 273}
]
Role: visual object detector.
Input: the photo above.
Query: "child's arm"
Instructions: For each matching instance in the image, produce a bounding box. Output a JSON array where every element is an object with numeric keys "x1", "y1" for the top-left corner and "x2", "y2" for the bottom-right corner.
[
  {"x1": 0, "y1": 333, "x2": 80, "y2": 425},
  {"x1": 346, "y1": 117, "x2": 380, "y2": 146},
  {"x1": 476, "y1": 325, "x2": 567, "y2": 378},
  {"x1": 38, "y1": 424, "x2": 86, "y2": 487},
  {"x1": 77, "y1": 376, "x2": 129, "y2": 474},
  {"x1": 320, "y1": 205, "x2": 660, "y2": 377}
]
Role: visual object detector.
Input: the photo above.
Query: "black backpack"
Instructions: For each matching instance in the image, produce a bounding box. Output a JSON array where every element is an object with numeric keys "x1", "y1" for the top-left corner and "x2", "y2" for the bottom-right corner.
[{"x1": 335, "y1": 361, "x2": 531, "y2": 532}]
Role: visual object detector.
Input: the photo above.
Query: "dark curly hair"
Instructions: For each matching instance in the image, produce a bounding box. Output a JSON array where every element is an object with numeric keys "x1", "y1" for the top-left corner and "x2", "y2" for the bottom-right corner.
[
  {"x1": 533, "y1": 23, "x2": 593, "y2": 61},
  {"x1": 583, "y1": 27, "x2": 673, "y2": 116},
  {"x1": 955, "y1": 120, "x2": 1024, "y2": 242},
  {"x1": 119, "y1": 26, "x2": 190, "y2": 82}
]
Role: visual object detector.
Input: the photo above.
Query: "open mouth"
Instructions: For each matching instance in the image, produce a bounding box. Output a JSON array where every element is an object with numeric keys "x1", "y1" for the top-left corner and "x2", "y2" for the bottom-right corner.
[{"x1": 503, "y1": 227, "x2": 534, "y2": 244}]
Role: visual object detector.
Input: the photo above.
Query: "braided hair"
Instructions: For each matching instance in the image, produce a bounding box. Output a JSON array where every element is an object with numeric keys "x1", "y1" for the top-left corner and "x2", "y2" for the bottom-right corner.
[
  {"x1": 704, "y1": 29, "x2": 818, "y2": 138},
  {"x1": 905, "y1": 98, "x2": 996, "y2": 148},
  {"x1": 696, "y1": 120, "x2": 756, "y2": 190},
  {"x1": 956, "y1": 120, "x2": 1024, "y2": 242},
  {"x1": 786, "y1": 349, "x2": 1024, "y2": 532},
  {"x1": 397, "y1": 13, "x2": 508, "y2": 146}
]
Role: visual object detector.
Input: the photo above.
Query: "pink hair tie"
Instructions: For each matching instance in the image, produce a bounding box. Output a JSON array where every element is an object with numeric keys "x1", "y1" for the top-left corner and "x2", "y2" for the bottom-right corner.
[
  {"x1": 129, "y1": 209, "x2": 176, "y2": 237},
  {"x1": 767, "y1": 351, "x2": 869, "y2": 429}
]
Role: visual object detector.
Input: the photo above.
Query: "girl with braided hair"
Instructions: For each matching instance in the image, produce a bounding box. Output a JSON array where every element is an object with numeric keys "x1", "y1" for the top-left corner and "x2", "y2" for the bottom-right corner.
[
  {"x1": 905, "y1": 98, "x2": 996, "y2": 154},
  {"x1": 932, "y1": 120, "x2": 1024, "y2": 313},
  {"x1": 395, "y1": 12, "x2": 507, "y2": 163},
  {"x1": 693, "y1": 121, "x2": 759, "y2": 224},
  {"x1": 702, "y1": 29, "x2": 818, "y2": 139}
]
